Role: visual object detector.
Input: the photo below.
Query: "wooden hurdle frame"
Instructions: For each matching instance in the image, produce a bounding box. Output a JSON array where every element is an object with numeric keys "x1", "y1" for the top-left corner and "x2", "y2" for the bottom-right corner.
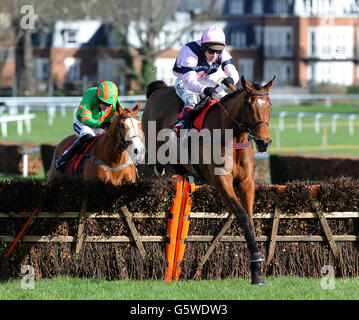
[{"x1": 1, "y1": 206, "x2": 358, "y2": 271}]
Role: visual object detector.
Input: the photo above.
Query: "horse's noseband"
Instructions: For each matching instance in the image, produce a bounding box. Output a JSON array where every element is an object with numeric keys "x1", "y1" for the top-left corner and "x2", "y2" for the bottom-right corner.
[{"x1": 108, "y1": 115, "x2": 140, "y2": 152}]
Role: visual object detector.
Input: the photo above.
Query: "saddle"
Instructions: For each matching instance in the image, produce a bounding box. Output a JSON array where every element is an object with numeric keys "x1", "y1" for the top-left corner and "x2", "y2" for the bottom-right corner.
[
  {"x1": 64, "y1": 135, "x2": 100, "y2": 176},
  {"x1": 171, "y1": 98, "x2": 219, "y2": 137}
]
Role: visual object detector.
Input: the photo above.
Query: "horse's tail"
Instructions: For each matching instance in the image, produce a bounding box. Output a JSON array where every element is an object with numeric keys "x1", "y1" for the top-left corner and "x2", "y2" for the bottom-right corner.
[{"x1": 146, "y1": 80, "x2": 168, "y2": 99}]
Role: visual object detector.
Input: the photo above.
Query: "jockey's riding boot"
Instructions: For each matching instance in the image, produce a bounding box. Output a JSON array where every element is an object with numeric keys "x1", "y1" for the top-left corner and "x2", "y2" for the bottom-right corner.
[
  {"x1": 179, "y1": 117, "x2": 191, "y2": 143},
  {"x1": 56, "y1": 134, "x2": 92, "y2": 171},
  {"x1": 175, "y1": 117, "x2": 189, "y2": 130}
]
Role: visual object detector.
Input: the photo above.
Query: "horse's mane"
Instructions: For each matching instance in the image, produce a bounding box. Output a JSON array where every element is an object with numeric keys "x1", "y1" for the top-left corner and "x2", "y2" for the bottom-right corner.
[
  {"x1": 220, "y1": 80, "x2": 264, "y2": 103},
  {"x1": 220, "y1": 88, "x2": 244, "y2": 104}
]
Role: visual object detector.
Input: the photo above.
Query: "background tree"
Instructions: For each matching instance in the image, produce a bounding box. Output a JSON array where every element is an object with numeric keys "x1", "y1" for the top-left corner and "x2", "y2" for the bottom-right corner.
[
  {"x1": 73, "y1": 0, "x2": 222, "y2": 91},
  {"x1": 0, "y1": 0, "x2": 222, "y2": 95}
]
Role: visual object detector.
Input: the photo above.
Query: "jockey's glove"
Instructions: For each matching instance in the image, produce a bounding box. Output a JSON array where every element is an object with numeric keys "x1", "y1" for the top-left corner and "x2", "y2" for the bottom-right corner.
[
  {"x1": 99, "y1": 121, "x2": 111, "y2": 129},
  {"x1": 203, "y1": 87, "x2": 216, "y2": 97},
  {"x1": 222, "y1": 76, "x2": 234, "y2": 88}
]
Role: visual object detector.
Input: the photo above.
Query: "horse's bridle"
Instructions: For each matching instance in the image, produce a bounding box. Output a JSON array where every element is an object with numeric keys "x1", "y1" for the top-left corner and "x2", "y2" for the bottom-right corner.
[
  {"x1": 218, "y1": 90, "x2": 270, "y2": 140},
  {"x1": 241, "y1": 91, "x2": 270, "y2": 139},
  {"x1": 85, "y1": 114, "x2": 141, "y2": 173},
  {"x1": 106, "y1": 115, "x2": 141, "y2": 152}
]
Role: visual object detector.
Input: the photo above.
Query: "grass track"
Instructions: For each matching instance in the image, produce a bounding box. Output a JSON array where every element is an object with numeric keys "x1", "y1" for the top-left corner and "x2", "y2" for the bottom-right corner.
[
  {"x1": 1, "y1": 104, "x2": 358, "y2": 156},
  {"x1": 1, "y1": 276, "x2": 359, "y2": 300}
]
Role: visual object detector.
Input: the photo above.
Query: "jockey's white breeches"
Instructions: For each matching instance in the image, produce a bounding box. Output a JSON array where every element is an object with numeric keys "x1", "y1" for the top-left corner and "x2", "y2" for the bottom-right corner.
[
  {"x1": 73, "y1": 117, "x2": 104, "y2": 138},
  {"x1": 175, "y1": 78, "x2": 226, "y2": 116}
]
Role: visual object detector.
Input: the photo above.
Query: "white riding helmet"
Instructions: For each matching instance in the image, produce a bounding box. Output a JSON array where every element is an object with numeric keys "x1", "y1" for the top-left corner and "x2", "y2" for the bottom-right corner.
[{"x1": 201, "y1": 26, "x2": 226, "y2": 51}]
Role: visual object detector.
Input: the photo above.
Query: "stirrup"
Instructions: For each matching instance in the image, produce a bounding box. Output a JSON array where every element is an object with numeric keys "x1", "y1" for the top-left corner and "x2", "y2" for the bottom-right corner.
[{"x1": 174, "y1": 121, "x2": 183, "y2": 128}]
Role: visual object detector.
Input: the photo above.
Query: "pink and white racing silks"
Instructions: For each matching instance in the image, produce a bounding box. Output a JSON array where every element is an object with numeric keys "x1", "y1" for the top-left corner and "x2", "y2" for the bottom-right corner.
[{"x1": 173, "y1": 40, "x2": 239, "y2": 94}]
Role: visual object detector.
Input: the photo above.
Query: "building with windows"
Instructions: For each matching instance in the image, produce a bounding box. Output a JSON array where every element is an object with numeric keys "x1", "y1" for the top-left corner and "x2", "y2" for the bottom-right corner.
[
  {"x1": 2, "y1": 0, "x2": 359, "y2": 94},
  {"x1": 31, "y1": 20, "x2": 131, "y2": 92},
  {"x1": 223, "y1": 0, "x2": 359, "y2": 86}
]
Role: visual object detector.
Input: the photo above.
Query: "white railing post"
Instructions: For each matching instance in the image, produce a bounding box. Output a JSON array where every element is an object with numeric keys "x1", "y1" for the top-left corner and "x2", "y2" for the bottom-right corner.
[
  {"x1": 1, "y1": 121, "x2": 7, "y2": 137},
  {"x1": 325, "y1": 97, "x2": 331, "y2": 108},
  {"x1": 24, "y1": 104, "x2": 31, "y2": 133},
  {"x1": 297, "y1": 112, "x2": 305, "y2": 133},
  {"x1": 331, "y1": 114, "x2": 340, "y2": 134},
  {"x1": 61, "y1": 104, "x2": 66, "y2": 117},
  {"x1": 349, "y1": 115, "x2": 356, "y2": 136},
  {"x1": 314, "y1": 113, "x2": 323, "y2": 134},
  {"x1": 17, "y1": 118, "x2": 23, "y2": 136},
  {"x1": 279, "y1": 111, "x2": 287, "y2": 132},
  {"x1": 47, "y1": 103, "x2": 56, "y2": 126},
  {"x1": 21, "y1": 147, "x2": 40, "y2": 177},
  {"x1": 23, "y1": 153, "x2": 28, "y2": 177}
]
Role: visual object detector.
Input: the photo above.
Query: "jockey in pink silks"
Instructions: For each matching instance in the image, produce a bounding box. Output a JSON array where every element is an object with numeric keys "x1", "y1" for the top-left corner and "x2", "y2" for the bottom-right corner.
[{"x1": 173, "y1": 26, "x2": 240, "y2": 130}]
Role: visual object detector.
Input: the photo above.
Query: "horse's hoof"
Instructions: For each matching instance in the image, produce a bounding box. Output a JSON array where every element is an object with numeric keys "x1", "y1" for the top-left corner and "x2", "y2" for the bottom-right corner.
[{"x1": 250, "y1": 251, "x2": 265, "y2": 262}]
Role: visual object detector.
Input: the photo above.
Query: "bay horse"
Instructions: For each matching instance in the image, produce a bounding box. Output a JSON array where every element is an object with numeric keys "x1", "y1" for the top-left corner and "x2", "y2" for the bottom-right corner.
[
  {"x1": 142, "y1": 75, "x2": 275, "y2": 284},
  {"x1": 47, "y1": 103, "x2": 145, "y2": 185}
]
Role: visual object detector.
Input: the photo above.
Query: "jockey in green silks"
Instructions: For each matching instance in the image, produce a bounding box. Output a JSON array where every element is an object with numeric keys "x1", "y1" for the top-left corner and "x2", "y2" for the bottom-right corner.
[{"x1": 56, "y1": 80, "x2": 125, "y2": 171}]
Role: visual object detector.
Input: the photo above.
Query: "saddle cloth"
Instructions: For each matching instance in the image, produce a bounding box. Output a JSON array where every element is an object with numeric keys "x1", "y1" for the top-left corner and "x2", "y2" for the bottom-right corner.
[
  {"x1": 64, "y1": 134, "x2": 101, "y2": 176},
  {"x1": 172, "y1": 99, "x2": 218, "y2": 137}
]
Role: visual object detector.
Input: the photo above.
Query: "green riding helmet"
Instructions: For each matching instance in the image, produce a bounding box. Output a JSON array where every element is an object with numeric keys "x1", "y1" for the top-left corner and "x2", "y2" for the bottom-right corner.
[{"x1": 97, "y1": 81, "x2": 118, "y2": 105}]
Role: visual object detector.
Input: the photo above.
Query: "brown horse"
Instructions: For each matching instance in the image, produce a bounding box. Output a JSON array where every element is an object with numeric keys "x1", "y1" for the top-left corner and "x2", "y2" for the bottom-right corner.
[
  {"x1": 142, "y1": 75, "x2": 275, "y2": 284},
  {"x1": 47, "y1": 103, "x2": 145, "y2": 185}
]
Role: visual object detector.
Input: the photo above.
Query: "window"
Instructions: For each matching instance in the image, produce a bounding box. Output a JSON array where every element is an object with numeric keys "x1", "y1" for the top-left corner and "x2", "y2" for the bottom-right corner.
[
  {"x1": 62, "y1": 29, "x2": 78, "y2": 46},
  {"x1": 35, "y1": 58, "x2": 49, "y2": 80},
  {"x1": 229, "y1": 0, "x2": 244, "y2": 14},
  {"x1": 67, "y1": 30, "x2": 77, "y2": 43},
  {"x1": 230, "y1": 31, "x2": 247, "y2": 48},
  {"x1": 286, "y1": 32, "x2": 292, "y2": 53},
  {"x1": 65, "y1": 57, "x2": 81, "y2": 81},
  {"x1": 238, "y1": 59, "x2": 254, "y2": 80},
  {"x1": 98, "y1": 58, "x2": 125, "y2": 82},
  {"x1": 264, "y1": 61, "x2": 292, "y2": 85},
  {"x1": 253, "y1": 0, "x2": 263, "y2": 14},
  {"x1": 264, "y1": 27, "x2": 292, "y2": 57},
  {"x1": 310, "y1": 31, "x2": 316, "y2": 55},
  {"x1": 255, "y1": 26, "x2": 263, "y2": 46},
  {"x1": 274, "y1": 0, "x2": 290, "y2": 13},
  {"x1": 286, "y1": 64, "x2": 292, "y2": 81}
]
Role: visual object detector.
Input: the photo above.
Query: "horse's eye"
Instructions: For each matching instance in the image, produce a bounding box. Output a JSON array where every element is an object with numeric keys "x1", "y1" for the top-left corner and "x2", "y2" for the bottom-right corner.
[
  {"x1": 248, "y1": 104, "x2": 254, "y2": 112},
  {"x1": 120, "y1": 123, "x2": 126, "y2": 129}
]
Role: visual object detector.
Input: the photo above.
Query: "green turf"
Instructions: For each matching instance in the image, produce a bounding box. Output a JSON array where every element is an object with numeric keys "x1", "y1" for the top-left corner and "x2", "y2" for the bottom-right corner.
[
  {"x1": 1, "y1": 276, "x2": 358, "y2": 300},
  {"x1": 1, "y1": 104, "x2": 358, "y2": 157},
  {"x1": 273, "y1": 102, "x2": 359, "y2": 114}
]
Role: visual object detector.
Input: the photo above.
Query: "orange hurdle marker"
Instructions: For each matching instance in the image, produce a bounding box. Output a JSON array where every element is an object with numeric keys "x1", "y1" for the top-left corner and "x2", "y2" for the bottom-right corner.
[
  {"x1": 172, "y1": 176, "x2": 196, "y2": 281},
  {"x1": 165, "y1": 175, "x2": 196, "y2": 282},
  {"x1": 165, "y1": 175, "x2": 183, "y2": 282}
]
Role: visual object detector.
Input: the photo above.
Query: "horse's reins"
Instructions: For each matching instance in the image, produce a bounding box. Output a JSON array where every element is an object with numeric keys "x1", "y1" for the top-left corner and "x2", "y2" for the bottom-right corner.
[{"x1": 86, "y1": 115, "x2": 141, "y2": 172}]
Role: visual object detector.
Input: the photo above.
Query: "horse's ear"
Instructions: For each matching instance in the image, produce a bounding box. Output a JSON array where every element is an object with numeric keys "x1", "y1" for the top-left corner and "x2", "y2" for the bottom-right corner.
[
  {"x1": 116, "y1": 101, "x2": 123, "y2": 114},
  {"x1": 241, "y1": 75, "x2": 252, "y2": 92},
  {"x1": 132, "y1": 102, "x2": 141, "y2": 115},
  {"x1": 263, "y1": 76, "x2": 276, "y2": 92}
]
